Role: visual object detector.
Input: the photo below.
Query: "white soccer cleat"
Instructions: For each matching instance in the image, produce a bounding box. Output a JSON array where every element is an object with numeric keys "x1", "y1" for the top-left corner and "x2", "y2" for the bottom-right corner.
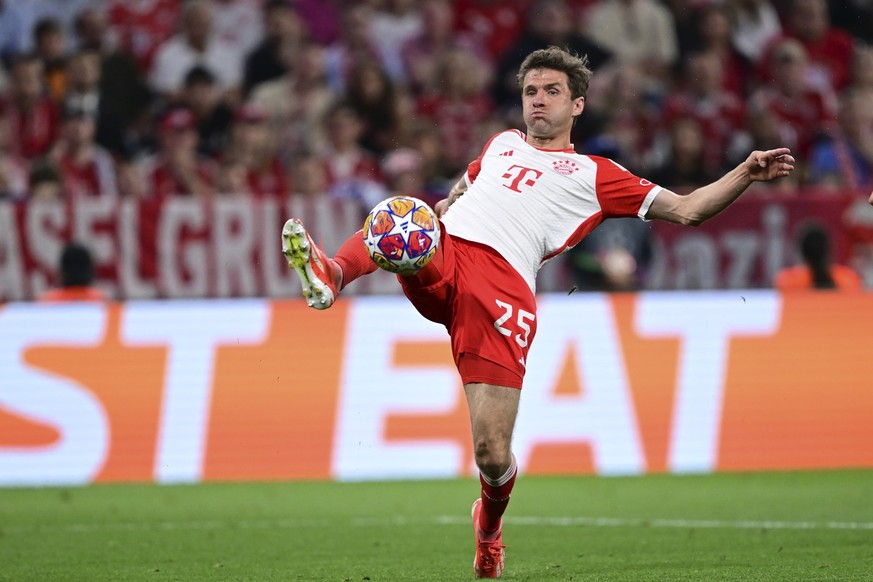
[{"x1": 281, "y1": 218, "x2": 337, "y2": 310}]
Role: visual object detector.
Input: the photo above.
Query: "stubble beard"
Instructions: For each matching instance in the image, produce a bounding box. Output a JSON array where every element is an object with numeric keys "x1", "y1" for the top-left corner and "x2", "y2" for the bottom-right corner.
[{"x1": 526, "y1": 117, "x2": 553, "y2": 140}]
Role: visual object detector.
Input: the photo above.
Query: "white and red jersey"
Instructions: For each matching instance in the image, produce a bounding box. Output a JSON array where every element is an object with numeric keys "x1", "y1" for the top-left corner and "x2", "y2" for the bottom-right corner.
[
  {"x1": 108, "y1": 0, "x2": 180, "y2": 72},
  {"x1": 59, "y1": 148, "x2": 119, "y2": 198},
  {"x1": 441, "y1": 130, "x2": 661, "y2": 292}
]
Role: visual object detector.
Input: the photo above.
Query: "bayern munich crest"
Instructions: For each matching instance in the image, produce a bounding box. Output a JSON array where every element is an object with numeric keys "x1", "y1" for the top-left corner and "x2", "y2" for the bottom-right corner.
[{"x1": 552, "y1": 159, "x2": 579, "y2": 176}]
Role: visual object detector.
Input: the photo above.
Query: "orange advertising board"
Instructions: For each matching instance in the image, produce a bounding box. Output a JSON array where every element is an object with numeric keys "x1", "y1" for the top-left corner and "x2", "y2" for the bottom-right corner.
[{"x1": 1, "y1": 292, "x2": 871, "y2": 486}]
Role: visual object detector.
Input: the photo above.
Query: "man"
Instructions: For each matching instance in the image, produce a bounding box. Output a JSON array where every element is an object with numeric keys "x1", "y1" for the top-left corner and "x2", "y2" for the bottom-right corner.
[
  {"x1": 149, "y1": 0, "x2": 243, "y2": 101},
  {"x1": 50, "y1": 98, "x2": 118, "y2": 198},
  {"x1": 181, "y1": 65, "x2": 233, "y2": 158},
  {"x1": 73, "y1": 7, "x2": 151, "y2": 156},
  {"x1": 281, "y1": 47, "x2": 795, "y2": 578},
  {"x1": 38, "y1": 242, "x2": 105, "y2": 302},
  {"x1": 242, "y1": 0, "x2": 304, "y2": 95},
  {"x1": 1, "y1": 54, "x2": 59, "y2": 160},
  {"x1": 143, "y1": 108, "x2": 216, "y2": 197}
]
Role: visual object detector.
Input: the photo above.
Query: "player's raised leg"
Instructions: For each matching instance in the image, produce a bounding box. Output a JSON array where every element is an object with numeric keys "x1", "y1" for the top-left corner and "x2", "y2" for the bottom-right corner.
[
  {"x1": 281, "y1": 219, "x2": 382, "y2": 309},
  {"x1": 465, "y1": 381, "x2": 520, "y2": 579}
]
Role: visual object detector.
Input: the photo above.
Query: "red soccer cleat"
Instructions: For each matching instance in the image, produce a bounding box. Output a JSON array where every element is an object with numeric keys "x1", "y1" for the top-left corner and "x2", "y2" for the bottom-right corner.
[
  {"x1": 281, "y1": 218, "x2": 338, "y2": 310},
  {"x1": 471, "y1": 499, "x2": 505, "y2": 578}
]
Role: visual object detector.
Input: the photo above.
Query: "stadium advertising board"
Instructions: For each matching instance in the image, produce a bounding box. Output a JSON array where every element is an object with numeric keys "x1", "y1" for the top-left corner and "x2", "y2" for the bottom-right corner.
[{"x1": 1, "y1": 293, "x2": 871, "y2": 486}]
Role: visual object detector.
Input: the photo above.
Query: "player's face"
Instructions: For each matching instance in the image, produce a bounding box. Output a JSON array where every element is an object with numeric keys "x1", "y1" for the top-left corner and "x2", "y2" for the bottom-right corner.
[{"x1": 521, "y1": 68, "x2": 584, "y2": 144}]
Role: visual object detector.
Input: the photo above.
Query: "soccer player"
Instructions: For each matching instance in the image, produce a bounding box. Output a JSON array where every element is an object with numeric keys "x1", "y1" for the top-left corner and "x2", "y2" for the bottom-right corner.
[{"x1": 281, "y1": 47, "x2": 795, "y2": 578}]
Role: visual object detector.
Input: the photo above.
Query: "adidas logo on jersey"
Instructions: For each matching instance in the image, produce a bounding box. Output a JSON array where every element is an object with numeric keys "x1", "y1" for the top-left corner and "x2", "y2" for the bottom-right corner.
[
  {"x1": 499, "y1": 150, "x2": 514, "y2": 157},
  {"x1": 553, "y1": 159, "x2": 579, "y2": 176}
]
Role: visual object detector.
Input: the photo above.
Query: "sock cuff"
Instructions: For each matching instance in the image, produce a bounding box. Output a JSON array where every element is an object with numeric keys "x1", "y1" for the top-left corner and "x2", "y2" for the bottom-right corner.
[{"x1": 481, "y1": 453, "x2": 517, "y2": 488}]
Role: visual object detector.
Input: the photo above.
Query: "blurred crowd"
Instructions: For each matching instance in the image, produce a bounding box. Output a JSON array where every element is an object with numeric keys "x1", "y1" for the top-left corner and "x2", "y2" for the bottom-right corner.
[{"x1": 0, "y1": 0, "x2": 872, "y2": 212}]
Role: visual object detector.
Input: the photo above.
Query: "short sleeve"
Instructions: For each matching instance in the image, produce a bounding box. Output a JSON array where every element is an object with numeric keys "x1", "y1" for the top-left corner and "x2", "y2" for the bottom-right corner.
[{"x1": 590, "y1": 156, "x2": 662, "y2": 219}]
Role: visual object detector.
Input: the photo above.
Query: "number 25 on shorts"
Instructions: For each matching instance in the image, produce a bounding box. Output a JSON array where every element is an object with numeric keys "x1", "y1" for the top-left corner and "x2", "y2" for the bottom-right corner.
[{"x1": 493, "y1": 299, "x2": 535, "y2": 348}]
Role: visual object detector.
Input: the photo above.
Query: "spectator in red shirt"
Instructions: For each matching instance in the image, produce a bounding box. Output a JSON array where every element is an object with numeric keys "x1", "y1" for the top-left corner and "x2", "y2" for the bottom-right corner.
[
  {"x1": 416, "y1": 47, "x2": 495, "y2": 175},
  {"x1": 453, "y1": 0, "x2": 529, "y2": 62},
  {"x1": 222, "y1": 103, "x2": 288, "y2": 198},
  {"x1": 318, "y1": 100, "x2": 387, "y2": 209},
  {"x1": 49, "y1": 99, "x2": 118, "y2": 198},
  {"x1": 748, "y1": 38, "x2": 837, "y2": 158},
  {"x1": 780, "y1": 0, "x2": 855, "y2": 92},
  {"x1": 0, "y1": 115, "x2": 28, "y2": 200},
  {"x1": 401, "y1": 0, "x2": 487, "y2": 96},
  {"x1": 107, "y1": 0, "x2": 180, "y2": 73},
  {"x1": 689, "y1": 5, "x2": 752, "y2": 97},
  {"x1": 662, "y1": 51, "x2": 747, "y2": 174},
  {"x1": 0, "y1": 54, "x2": 59, "y2": 160},
  {"x1": 290, "y1": 151, "x2": 329, "y2": 199},
  {"x1": 142, "y1": 108, "x2": 217, "y2": 197}
]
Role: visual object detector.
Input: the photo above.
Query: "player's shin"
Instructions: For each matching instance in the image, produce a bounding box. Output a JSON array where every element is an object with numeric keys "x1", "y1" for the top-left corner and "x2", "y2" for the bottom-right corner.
[
  {"x1": 478, "y1": 453, "x2": 518, "y2": 537},
  {"x1": 334, "y1": 231, "x2": 378, "y2": 290}
]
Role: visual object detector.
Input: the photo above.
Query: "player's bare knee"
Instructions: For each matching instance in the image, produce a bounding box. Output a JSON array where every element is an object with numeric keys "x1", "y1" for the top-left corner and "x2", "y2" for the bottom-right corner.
[{"x1": 472, "y1": 439, "x2": 512, "y2": 477}]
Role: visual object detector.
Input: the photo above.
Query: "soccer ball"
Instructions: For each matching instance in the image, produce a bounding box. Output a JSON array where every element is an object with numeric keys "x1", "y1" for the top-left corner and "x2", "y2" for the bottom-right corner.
[{"x1": 362, "y1": 196, "x2": 440, "y2": 276}]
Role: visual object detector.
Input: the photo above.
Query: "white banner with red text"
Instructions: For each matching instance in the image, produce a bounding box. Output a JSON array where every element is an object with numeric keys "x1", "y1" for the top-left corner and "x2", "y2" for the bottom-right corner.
[{"x1": 2, "y1": 194, "x2": 872, "y2": 302}]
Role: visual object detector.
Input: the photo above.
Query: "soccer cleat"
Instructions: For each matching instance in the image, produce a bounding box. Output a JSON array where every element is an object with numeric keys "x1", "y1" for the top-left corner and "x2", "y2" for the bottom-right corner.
[
  {"x1": 281, "y1": 218, "x2": 337, "y2": 310},
  {"x1": 471, "y1": 499, "x2": 505, "y2": 579}
]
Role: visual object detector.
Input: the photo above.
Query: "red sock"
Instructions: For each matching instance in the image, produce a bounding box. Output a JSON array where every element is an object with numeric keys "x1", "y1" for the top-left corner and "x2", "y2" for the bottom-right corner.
[
  {"x1": 333, "y1": 231, "x2": 377, "y2": 290},
  {"x1": 478, "y1": 455, "x2": 517, "y2": 534}
]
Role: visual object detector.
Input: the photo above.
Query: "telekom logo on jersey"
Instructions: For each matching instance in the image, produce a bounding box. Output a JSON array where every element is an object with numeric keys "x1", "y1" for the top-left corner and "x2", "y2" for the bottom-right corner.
[{"x1": 501, "y1": 165, "x2": 543, "y2": 193}]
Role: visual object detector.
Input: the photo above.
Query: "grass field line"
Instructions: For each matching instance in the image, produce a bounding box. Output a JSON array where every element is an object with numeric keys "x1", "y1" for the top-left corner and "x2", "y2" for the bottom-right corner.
[{"x1": 6, "y1": 515, "x2": 873, "y2": 535}]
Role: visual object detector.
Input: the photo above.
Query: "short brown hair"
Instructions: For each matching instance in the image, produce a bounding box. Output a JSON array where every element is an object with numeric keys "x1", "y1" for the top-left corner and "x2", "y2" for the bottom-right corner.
[{"x1": 517, "y1": 46, "x2": 592, "y2": 100}]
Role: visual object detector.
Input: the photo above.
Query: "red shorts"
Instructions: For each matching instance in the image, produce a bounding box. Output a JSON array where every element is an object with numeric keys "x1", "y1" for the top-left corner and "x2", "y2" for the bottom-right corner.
[{"x1": 398, "y1": 228, "x2": 537, "y2": 389}]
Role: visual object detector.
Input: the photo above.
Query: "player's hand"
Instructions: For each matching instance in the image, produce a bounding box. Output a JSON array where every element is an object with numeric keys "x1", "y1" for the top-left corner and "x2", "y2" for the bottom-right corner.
[
  {"x1": 745, "y1": 148, "x2": 795, "y2": 182},
  {"x1": 434, "y1": 198, "x2": 449, "y2": 217},
  {"x1": 868, "y1": 190, "x2": 873, "y2": 206}
]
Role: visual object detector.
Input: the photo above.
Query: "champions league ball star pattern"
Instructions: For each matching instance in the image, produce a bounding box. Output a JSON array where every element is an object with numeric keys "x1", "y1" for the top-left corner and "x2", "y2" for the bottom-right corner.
[{"x1": 363, "y1": 196, "x2": 439, "y2": 276}]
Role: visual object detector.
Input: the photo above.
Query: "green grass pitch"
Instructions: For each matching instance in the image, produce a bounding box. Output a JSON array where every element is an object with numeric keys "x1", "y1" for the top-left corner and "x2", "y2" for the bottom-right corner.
[{"x1": 1, "y1": 471, "x2": 872, "y2": 581}]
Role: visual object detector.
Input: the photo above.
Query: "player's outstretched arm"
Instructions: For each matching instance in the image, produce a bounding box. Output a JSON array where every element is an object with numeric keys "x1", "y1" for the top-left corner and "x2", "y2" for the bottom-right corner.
[{"x1": 646, "y1": 148, "x2": 795, "y2": 226}]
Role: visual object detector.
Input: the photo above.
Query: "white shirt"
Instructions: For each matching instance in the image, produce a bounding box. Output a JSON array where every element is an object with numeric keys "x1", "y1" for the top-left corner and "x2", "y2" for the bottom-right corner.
[
  {"x1": 441, "y1": 130, "x2": 661, "y2": 291},
  {"x1": 149, "y1": 34, "x2": 243, "y2": 94},
  {"x1": 731, "y1": 2, "x2": 782, "y2": 61},
  {"x1": 584, "y1": 0, "x2": 679, "y2": 66},
  {"x1": 211, "y1": 0, "x2": 264, "y2": 57}
]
